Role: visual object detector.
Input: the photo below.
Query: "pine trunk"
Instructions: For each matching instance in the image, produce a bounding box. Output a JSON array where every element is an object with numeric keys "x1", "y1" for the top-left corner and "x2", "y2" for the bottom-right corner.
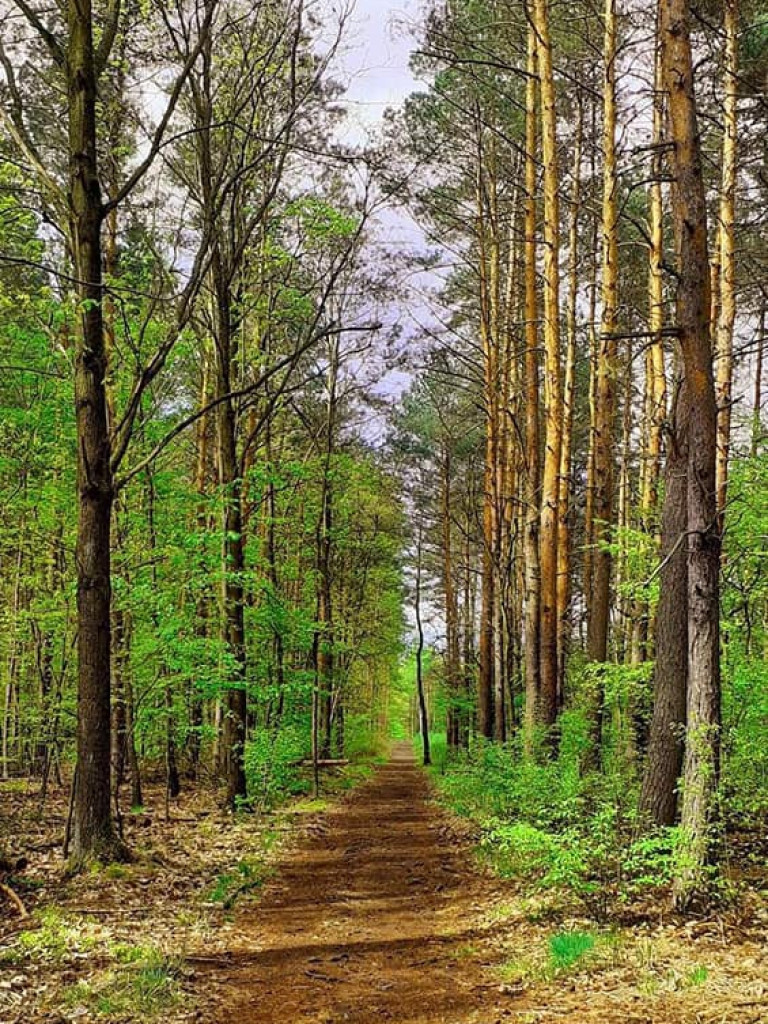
[
  {"x1": 523, "y1": 27, "x2": 541, "y2": 754},
  {"x1": 660, "y1": 0, "x2": 722, "y2": 909},
  {"x1": 533, "y1": 0, "x2": 562, "y2": 736}
]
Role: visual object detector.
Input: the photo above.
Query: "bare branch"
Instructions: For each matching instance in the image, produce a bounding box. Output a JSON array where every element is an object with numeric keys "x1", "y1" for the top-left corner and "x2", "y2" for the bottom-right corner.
[
  {"x1": 113, "y1": 321, "x2": 377, "y2": 491},
  {"x1": 102, "y1": 0, "x2": 217, "y2": 215},
  {"x1": 10, "y1": 0, "x2": 65, "y2": 66},
  {"x1": 95, "y1": 0, "x2": 122, "y2": 77},
  {"x1": 0, "y1": 38, "x2": 64, "y2": 214}
]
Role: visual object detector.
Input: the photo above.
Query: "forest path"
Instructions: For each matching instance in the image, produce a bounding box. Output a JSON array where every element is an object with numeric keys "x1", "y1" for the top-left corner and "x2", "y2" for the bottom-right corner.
[{"x1": 207, "y1": 743, "x2": 506, "y2": 1024}]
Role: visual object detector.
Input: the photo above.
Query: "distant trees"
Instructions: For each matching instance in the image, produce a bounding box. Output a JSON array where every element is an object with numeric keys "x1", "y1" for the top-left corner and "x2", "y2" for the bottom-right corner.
[
  {"x1": 389, "y1": 0, "x2": 764, "y2": 907},
  {"x1": 0, "y1": 0, "x2": 403, "y2": 859}
]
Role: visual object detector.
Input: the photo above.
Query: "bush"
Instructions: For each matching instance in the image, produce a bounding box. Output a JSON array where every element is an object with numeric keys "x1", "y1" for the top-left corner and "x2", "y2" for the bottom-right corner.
[
  {"x1": 244, "y1": 723, "x2": 308, "y2": 808},
  {"x1": 426, "y1": 713, "x2": 684, "y2": 913}
]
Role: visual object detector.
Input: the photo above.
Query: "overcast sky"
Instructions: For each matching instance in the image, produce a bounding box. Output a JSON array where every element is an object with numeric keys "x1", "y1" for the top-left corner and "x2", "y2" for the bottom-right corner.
[{"x1": 331, "y1": 0, "x2": 422, "y2": 145}]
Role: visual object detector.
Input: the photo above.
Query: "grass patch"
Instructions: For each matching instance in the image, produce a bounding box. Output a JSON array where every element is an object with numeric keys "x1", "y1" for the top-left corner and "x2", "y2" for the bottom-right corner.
[
  {"x1": 207, "y1": 856, "x2": 269, "y2": 909},
  {"x1": 685, "y1": 964, "x2": 709, "y2": 987},
  {"x1": 64, "y1": 946, "x2": 181, "y2": 1019},
  {"x1": 333, "y1": 762, "x2": 376, "y2": 790},
  {"x1": 103, "y1": 862, "x2": 131, "y2": 880},
  {"x1": 453, "y1": 942, "x2": 479, "y2": 960},
  {"x1": 497, "y1": 927, "x2": 622, "y2": 986},
  {"x1": 1, "y1": 909, "x2": 102, "y2": 965},
  {"x1": 548, "y1": 929, "x2": 596, "y2": 972},
  {"x1": 287, "y1": 797, "x2": 329, "y2": 814}
]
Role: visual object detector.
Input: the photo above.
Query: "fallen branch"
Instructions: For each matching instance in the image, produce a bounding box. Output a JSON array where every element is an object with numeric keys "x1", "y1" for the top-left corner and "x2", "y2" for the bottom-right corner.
[
  {"x1": 292, "y1": 758, "x2": 349, "y2": 768},
  {"x1": 0, "y1": 881, "x2": 28, "y2": 918},
  {"x1": 184, "y1": 954, "x2": 233, "y2": 965}
]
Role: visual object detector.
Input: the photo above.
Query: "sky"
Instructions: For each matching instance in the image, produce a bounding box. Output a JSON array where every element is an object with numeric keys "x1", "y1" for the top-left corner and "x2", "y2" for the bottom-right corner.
[
  {"x1": 316, "y1": 0, "x2": 438, "y2": 440},
  {"x1": 329, "y1": 0, "x2": 423, "y2": 146}
]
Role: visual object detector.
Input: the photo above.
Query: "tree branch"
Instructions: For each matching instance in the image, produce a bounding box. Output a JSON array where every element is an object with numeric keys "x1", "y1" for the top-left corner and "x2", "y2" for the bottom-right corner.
[
  {"x1": 10, "y1": 0, "x2": 65, "y2": 67},
  {"x1": 113, "y1": 322, "x2": 379, "y2": 491},
  {"x1": 95, "y1": 0, "x2": 122, "y2": 78},
  {"x1": 102, "y1": 0, "x2": 217, "y2": 215},
  {"x1": 0, "y1": 38, "x2": 64, "y2": 213}
]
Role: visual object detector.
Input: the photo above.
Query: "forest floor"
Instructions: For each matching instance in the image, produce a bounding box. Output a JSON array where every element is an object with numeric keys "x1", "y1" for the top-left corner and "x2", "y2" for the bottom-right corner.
[{"x1": 1, "y1": 746, "x2": 767, "y2": 1024}]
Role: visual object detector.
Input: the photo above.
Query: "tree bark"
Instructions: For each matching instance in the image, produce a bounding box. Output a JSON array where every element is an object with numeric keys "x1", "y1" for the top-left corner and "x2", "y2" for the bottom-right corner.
[
  {"x1": 557, "y1": 87, "x2": 583, "y2": 701},
  {"x1": 714, "y1": 0, "x2": 738, "y2": 529},
  {"x1": 476, "y1": 118, "x2": 498, "y2": 740},
  {"x1": 639, "y1": 381, "x2": 689, "y2": 826},
  {"x1": 442, "y1": 448, "x2": 461, "y2": 747},
  {"x1": 635, "y1": 34, "x2": 668, "y2": 665},
  {"x1": 753, "y1": 302, "x2": 765, "y2": 456},
  {"x1": 534, "y1": 0, "x2": 563, "y2": 737},
  {"x1": 523, "y1": 25, "x2": 541, "y2": 754},
  {"x1": 659, "y1": 0, "x2": 722, "y2": 909},
  {"x1": 415, "y1": 524, "x2": 431, "y2": 766},
  {"x1": 68, "y1": 0, "x2": 120, "y2": 863},
  {"x1": 586, "y1": 0, "x2": 619, "y2": 696},
  {"x1": 215, "y1": 308, "x2": 248, "y2": 808}
]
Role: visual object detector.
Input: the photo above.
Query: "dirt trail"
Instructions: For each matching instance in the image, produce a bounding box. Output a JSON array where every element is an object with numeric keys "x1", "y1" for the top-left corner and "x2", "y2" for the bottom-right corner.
[{"x1": 209, "y1": 743, "x2": 504, "y2": 1024}]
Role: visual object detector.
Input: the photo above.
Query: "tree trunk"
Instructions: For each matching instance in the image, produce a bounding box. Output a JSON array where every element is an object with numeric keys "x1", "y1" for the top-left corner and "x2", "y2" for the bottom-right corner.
[
  {"x1": 639, "y1": 381, "x2": 689, "y2": 826},
  {"x1": 189, "y1": 354, "x2": 210, "y2": 778},
  {"x1": 586, "y1": 0, "x2": 619, "y2": 675},
  {"x1": 659, "y1": 0, "x2": 722, "y2": 909},
  {"x1": 635, "y1": 35, "x2": 668, "y2": 665},
  {"x1": 415, "y1": 524, "x2": 431, "y2": 766},
  {"x1": 534, "y1": 0, "x2": 563, "y2": 737},
  {"x1": 557, "y1": 88, "x2": 583, "y2": 701},
  {"x1": 442, "y1": 449, "x2": 461, "y2": 747},
  {"x1": 312, "y1": 338, "x2": 338, "y2": 785},
  {"x1": 523, "y1": 26, "x2": 541, "y2": 755},
  {"x1": 68, "y1": 0, "x2": 120, "y2": 864},
  {"x1": 753, "y1": 302, "x2": 765, "y2": 456},
  {"x1": 476, "y1": 118, "x2": 498, "y2": 741},
  {"x1": 213, "y1": 271, "x2": 248, "y2": 808},
  {"x1": 714, "y1": 0, "x2": 738, "y2": 528}
]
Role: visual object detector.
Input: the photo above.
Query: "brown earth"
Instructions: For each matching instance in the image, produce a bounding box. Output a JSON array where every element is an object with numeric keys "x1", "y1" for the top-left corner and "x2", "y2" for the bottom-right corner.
[
  {"x1": 2, "y1": 748, "x2": 766, "y2": 1024},
  {"x1": 205, "y1": 742, "x2": 507, "y2": 1024},
  {"x1": 203, "y1": 744, "x2": 768, "y2": 1024}
]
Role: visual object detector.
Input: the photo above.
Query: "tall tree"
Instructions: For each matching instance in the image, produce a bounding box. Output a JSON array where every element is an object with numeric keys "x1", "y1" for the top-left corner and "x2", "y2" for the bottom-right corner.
[
  {"x1": 522, "y1": 24, "x2": 541, "y2": 751},
  {"x1": 0, "y1": 0, "x2": 214, "y2": 862},
  {"x1": 584, "y1": 0, "x2": 619, "y2": 765},
  {"x1": 533, "y1": 0, "x2": 563, "y2": 736},
  {"x1": 658, "y1": 0, "x2": 722, "y2": 909},
  {"x1": 714, "y1": 0, "x2": 739, "y2": 527}
]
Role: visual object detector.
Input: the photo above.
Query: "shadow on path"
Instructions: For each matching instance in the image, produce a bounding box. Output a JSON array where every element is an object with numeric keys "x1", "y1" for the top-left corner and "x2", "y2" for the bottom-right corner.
[{"x1": 208, "y1": 743, "x2": 507, "y2": 1024}]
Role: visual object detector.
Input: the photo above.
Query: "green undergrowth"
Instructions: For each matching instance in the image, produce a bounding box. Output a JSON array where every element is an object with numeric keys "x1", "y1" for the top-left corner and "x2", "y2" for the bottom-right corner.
[
  {"x1": 418, "y1": 714, "x2": 687, "y2": 917},
  {"x1": 0, "y1": 908, "x2": 103, "y2": 966},
  {"x1": 63, "y1": 944, "x2": 182, "y2": 1019},
  {"x1": 207, "y1": 853, "x2": 272, "y2": 909},
  {"x1": 243, "y1": 717, "x2": 388, "y2": 810},
  {"x1": 498, "y1": 925, "x2": 625, "y2": 984},
  {"x1": 1, "y1": 912, "x2": 182, "y2": 1019},
  {"x1": 549, "y1": 929, "x2": 596, "y2": 970}
]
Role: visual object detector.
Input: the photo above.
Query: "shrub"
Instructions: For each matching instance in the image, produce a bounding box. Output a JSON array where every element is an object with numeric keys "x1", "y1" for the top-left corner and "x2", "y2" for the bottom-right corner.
[{"x1": 244, "y1": 722, "x2": 308, "y2": 808}]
